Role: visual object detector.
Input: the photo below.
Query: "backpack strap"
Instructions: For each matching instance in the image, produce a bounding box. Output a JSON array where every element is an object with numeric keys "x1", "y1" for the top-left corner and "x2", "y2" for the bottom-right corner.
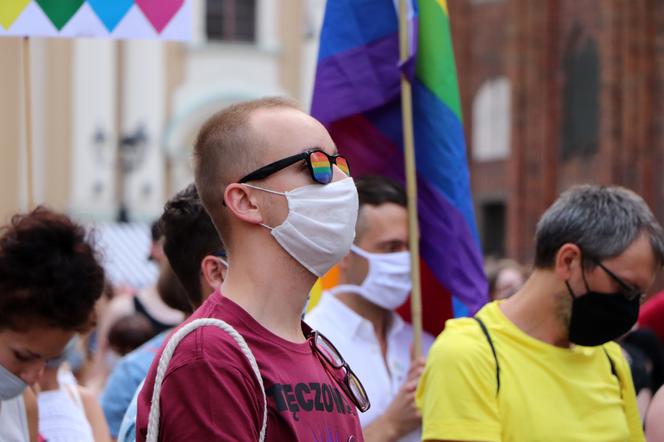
[
  {"x1": 473, "y1": 317, "x2": 501, "y2": 396},
  {"x1": 602, "y1": 345, "x2": 623, "y2": 398},
  {"x1": 145, "y1": 318, "x2": 267, "y2": 442}
]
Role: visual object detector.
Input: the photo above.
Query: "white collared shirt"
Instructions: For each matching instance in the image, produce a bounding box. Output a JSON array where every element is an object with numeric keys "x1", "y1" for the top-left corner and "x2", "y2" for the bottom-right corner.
[{"x1": 305, "y1": 291, "x2": 435, "y2": 442}]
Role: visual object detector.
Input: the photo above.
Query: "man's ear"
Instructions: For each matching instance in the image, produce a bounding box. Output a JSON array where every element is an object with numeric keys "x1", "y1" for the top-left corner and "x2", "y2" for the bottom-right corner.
[
  {"x1": 224, "y1": 183, "x2": 264, "y2": 225},
  {"x1": 201, "y1": 255, "x2": 226, "y2": 292},
  {"x1": 554, "y1": 243, "x2": 582, "y2": 280}
]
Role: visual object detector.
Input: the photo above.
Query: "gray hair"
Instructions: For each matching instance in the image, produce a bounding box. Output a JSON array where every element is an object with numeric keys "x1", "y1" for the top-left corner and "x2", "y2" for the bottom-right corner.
[{"x1": 534, "y1": 185, "x2": 664, "y2": 268}]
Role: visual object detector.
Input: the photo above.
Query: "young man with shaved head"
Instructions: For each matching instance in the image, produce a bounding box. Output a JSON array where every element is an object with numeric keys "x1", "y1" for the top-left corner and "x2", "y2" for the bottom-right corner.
[{"x1": 137, "y1": 98, "x2": 366, "y2": 441}]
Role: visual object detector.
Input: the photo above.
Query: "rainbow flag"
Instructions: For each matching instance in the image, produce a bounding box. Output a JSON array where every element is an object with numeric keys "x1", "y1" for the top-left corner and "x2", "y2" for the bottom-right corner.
[{"x1": 311, "y1": 0, "x2": 487, "y2": 335}]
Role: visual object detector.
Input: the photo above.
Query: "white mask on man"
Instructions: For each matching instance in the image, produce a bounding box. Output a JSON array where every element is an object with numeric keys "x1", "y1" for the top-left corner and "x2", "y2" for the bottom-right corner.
[
  {"x1": 244, "y1": 177, "x2": 359, "y2": 277},
  {"x1": 333, "y1": 244, "x2": 412, "y2": 310}
]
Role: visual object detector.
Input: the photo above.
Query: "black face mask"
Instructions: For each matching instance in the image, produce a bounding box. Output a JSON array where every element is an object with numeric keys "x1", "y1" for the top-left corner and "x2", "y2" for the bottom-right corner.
[{"x1": 565, "y1": 279, "x2": 641, "y2": 347}]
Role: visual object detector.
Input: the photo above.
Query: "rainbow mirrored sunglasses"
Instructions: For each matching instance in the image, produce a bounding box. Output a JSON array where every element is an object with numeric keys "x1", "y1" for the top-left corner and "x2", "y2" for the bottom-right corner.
[{"x1": 238, "y1": 149, "x2": 351, "y2": 185}]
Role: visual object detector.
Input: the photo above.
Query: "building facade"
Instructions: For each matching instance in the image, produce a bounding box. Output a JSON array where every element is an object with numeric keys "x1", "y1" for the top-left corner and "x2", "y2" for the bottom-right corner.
[
  {"x1": 0, "y1": 0, "x2": 322, "y2": 223},
  {"x1": 451, "y1": 0, "x2": 664, "y2": 267},
  {"x1": 1, "y1": 0, "x2": 662, "y2": 278}
]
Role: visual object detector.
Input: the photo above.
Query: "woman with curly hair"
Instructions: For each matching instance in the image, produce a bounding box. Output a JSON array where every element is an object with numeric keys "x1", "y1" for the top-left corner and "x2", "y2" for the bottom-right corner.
[{"x1": 0, "y1": 207, "x2": 106, "y2": 441}]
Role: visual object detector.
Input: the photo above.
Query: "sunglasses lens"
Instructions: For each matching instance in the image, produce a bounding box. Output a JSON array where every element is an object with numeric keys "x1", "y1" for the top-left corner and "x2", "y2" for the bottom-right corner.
[
  {"x1": 309, "y1": 151, "x2": 333, "y2": 184},
  {"x1": 335, "y1": 156, "x2": 350, "y2": 177}
]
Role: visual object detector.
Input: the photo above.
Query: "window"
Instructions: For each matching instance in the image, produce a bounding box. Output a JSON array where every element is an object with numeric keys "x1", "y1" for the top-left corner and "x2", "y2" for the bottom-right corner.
[
  {"x1": 206, "y1": 0, "x2": 256, "y2": 42},
  {"x1": 481, "y1": 201, "x2": 506, "y2": 257},
  {"x1": 472, "y1": 77, "x2": 511, "y2": 162},
  {"x1": 560, "y1": 24, "x2": 600, "y2": 160}
]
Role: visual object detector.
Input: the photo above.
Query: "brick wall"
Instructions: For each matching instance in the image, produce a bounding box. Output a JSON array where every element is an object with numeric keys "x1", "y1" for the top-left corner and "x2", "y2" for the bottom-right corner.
[{"x1": 449, "y1": 0, "x2": 664, "y2": 277}]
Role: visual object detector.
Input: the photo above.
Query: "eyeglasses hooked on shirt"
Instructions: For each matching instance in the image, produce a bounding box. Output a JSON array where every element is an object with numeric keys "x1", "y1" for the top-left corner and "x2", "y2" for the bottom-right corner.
[{"x1": 308, "y1": 329, "x2": 371, "y2": 413}]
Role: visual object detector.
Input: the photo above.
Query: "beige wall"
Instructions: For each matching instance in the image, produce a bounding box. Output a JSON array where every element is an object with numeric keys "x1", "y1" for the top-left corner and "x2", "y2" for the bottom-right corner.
[
  {"x1": 0, "y1": 38, "x2": 72, "y2": 221},
  {"x1": 279, "y1": 0, "x2": 305, "y2": 102},
  {"x1": 0, "y1": 2, "x2": 314, "y2": 221},
  {"x1": 40, "y1": 39, "x2": 73, "y2": 211},
  {"x1": 0, "y1": 38, "x2": 24, "y2": 222}
]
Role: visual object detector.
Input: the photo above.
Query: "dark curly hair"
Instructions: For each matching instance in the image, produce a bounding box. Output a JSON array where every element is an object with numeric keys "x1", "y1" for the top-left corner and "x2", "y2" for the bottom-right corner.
[
  {"x1": 160, "y1": 184, "x2": 224, "y2": 310},
  {"x1": 0, "y1": 207, "x2": 105, "y2": 331}
]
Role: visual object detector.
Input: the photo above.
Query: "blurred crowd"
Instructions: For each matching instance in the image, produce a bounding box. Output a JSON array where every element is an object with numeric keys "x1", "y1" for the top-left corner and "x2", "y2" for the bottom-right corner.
[{"x1": 2, "y1": 98, "x2": 664, "y2": 442}]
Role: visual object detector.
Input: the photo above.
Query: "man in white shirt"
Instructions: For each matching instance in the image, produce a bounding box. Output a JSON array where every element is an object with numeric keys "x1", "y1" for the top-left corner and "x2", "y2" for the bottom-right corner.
[{"x1": 306, "y1": 175, "x2": 434, "y2": 442}]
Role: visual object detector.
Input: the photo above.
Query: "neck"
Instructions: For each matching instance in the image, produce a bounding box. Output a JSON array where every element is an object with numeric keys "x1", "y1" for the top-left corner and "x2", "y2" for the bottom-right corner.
[
  {"x1": 39, "y1": 368, "x2": 60, "y2": 391},
  {"x1": 221, "y1": 236, "x2": 316, "y2": 343},
  {"x1": 335, "y1": 291, "x2": 392, "y2": 345},
  {"x1": 499, "y1": 269, "x2": 571, "y2": 348}
]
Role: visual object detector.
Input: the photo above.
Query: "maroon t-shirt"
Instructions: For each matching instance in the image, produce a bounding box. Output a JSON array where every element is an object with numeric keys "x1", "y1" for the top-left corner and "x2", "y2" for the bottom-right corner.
[{"x1": 136, "y1": 291, "x2": 364, "y2": 441}]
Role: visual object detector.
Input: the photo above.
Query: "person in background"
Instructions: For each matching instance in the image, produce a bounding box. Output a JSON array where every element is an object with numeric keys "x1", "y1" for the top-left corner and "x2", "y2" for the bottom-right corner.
[
  {"x1": 106, "y1": 314, "x2": 155, "y2": 359},
  {"x1": 618, "y1": 327, "x2": 664, "y2": 422},
  {"x1": 102, "y1": 183, "x2": 226, "y2": 441},
  {"x1": 646, "y1": 383, "x2": 664, "y2": 441},
  {"x1": 137, "y1": 97, "x2": 365, "y2": 440},
  {"x1": 418, "y1": 185, "x2": 664, "y2": 442},
  {"x1": 638, "y1": 289, "x2": 664, "y2": 345},
  {"x1": 486, "y1": 258, "x2": 527, "y2": 301},
  {"x1": 87, "y1": 224, "x2": 184, "y2": 395},
  {"x1": 306, "y1": 175, "x2": 433, "y2": 442},
  {"x1": 37, "y1": 339, "x2": 111, "y2": 442},
  {"x1": 0, "y1": 207, "x2": 105, "y2": 442},
  {"x1": 147, "y1": 220, "x2": 166, "y2": 265}
]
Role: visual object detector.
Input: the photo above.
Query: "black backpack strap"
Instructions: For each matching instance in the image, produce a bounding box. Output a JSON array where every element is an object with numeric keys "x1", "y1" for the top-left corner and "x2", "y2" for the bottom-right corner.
[
  {"x1": 602, "y1": 346, "x2": 618, "y2": 377},
  {"x1": 473, "y1": 317, "x2": 500, "y2": 395},
  {"x1": 602, "y1": 346, "x2": 623, "y2": 398}
]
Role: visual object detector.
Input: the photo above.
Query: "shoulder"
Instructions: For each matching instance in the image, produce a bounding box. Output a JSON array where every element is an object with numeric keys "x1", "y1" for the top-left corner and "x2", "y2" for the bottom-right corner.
[
  {"x1": 646, "y1": 385, "x2": 664, "y2": 440},
  {"x1": 21, "y1": 388, "x2": 37, "y2": 418},
  {"x1": 429, "y1": 316, "x2": 494, "y2": 363},
  {"x1": 78, "y1": 385, "x2": 100, "y2": 410},
  {"x1": 111, "y1": 352, "x2": 153, "y2": 381},
  {"x1": 22, "y1": 389, "x2": 39, "y2": 442},
  {"x1": 419, "y1": 315, "x2": 499, "y2": 396},
  {"x1": 602, "y1": 341, "x2": 629, "y2": 368},
  {"x1": 161, "y1": 319, "x2": 258, "y2": 378},
  {"x1": 123, "y1": 332, "x2": 168, "y2": 367}
]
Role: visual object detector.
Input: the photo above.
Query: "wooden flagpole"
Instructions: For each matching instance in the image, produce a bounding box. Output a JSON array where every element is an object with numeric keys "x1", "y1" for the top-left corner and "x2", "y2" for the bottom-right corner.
[
  {"x1": 398, "y1": 0, "x2": 423, "y2": 359},
  {"x1": 22, "y1": 36, "x2": 34, "y2": 209}
]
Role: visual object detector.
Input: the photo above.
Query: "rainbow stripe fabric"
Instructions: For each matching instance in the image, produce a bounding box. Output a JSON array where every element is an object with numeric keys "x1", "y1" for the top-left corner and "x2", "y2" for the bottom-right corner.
[{"x1": 311, "y1": 0, "x2": 488, "y2": 334}]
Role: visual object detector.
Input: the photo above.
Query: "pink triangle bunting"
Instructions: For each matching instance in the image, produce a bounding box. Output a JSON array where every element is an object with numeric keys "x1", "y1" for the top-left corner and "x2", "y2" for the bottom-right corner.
[{"x1": 135, "y1": 0, "x2": 183, "y2": 34}]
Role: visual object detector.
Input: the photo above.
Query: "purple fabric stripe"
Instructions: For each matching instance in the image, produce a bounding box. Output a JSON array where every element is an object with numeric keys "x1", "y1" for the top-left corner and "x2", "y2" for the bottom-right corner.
[
  {"x1": 311, "y1": 31, "x2": 401, "y2": 125},
  {"x1": 331, "y1": 115, "x2": 488, "y2": 312},
  {"x1": 417, "y1": 178, "x2": 488, "y2": 314}
]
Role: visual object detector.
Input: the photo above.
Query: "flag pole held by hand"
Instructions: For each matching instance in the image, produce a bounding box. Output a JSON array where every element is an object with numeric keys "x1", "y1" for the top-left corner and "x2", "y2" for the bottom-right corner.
[{"x1": 398, "y1": 0, "x2": 423, "y2": 359}]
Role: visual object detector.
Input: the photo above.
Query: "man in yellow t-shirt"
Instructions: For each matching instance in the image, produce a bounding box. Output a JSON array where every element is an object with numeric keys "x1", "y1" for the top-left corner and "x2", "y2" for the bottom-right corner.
[{"x1": 417, "y1": 185, "x2": 664, "y2": 442}]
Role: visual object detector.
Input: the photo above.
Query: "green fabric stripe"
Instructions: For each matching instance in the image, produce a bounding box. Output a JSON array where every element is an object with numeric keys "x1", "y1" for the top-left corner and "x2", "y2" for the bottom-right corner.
[{"x1": 416, "y1": 0, "x2": 463, "y2": 121}]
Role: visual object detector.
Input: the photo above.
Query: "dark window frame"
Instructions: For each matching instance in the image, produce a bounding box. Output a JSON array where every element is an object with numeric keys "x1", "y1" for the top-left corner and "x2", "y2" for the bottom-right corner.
[{"x1": 206, "y1": 0, "x2": 257, "y2": 43}]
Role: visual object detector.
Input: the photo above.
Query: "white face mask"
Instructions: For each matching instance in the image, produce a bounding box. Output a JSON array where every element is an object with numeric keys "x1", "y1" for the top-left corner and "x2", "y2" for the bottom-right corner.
[
  {"x1": 0, "y1": 362, "x2": 27, "y2": 400},
  {"x1": 244, "y1": 177, "x2": 359, "y2": 277},
  {"x1": 334, "y1": 244, "x2": 412, "y2": 310}
]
